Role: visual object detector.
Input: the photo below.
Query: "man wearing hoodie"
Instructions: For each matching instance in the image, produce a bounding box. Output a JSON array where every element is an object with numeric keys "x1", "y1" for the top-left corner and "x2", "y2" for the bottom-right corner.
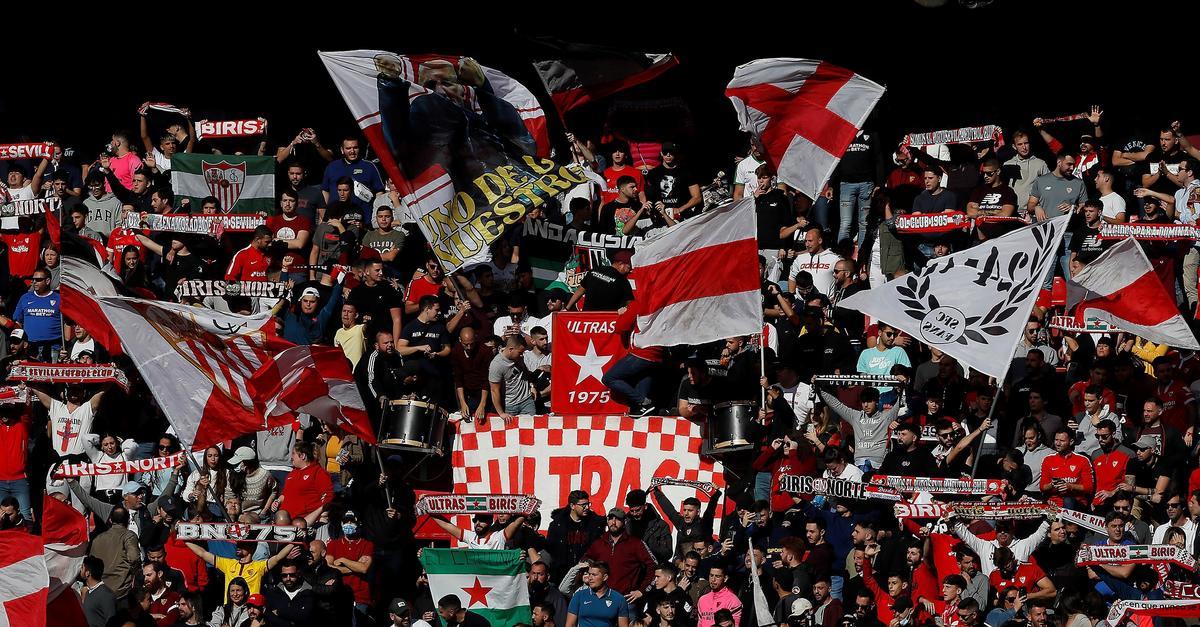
[
  {"x1": 624, "y1": 490, "x2": 672, "y2": 564},
  {"x1": 547, "y1": 490, "x2": 605, "y2": 581},
  {"x1": 584, "y1": 508, "x2": 657, "y2": 598},
  {"x1": 264, "y1": 560, "x2": 315, "y2": 627}
]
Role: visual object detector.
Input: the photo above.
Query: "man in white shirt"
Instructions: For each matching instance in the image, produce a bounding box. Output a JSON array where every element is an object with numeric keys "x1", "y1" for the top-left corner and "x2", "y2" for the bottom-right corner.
[
  {"x1": 821, "y1": 447, "x2": 864, "y2": 483},
  {"x1": 789, "y1": 226, "x2": 842, "y2": 297},
  {"x1": 431, "y1": 512, "x2": 526, "y2": 549},
  {"x1": 1174, "y1": 159, "x2": 1200, "y2": 309},
  {"x1": 772, "y1": 363, "x2": 814, "y2": 427},
  {"x1": 732, "y1": 144, "x2": 764, "y2": 201},
  {"x1": 1094, "y1": 168, "x2": 1126, "y2": 223}
]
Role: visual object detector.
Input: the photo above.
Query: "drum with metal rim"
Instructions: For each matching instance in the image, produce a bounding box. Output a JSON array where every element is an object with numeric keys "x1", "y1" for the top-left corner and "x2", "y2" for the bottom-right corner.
[
  {"x1": 378, "y1": 399, "x2": 448, "y2": 454},
  {"x1": 708, "y1": 400, "x2": 755, "y2": 450}
]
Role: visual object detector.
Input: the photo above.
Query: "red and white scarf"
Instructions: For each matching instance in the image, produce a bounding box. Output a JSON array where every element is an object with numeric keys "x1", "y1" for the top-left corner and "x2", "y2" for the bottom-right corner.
[
  {"x1": 902, "y1": 124, "x2": 1005, "y2": 149},
  {"x1": 194, "y1": 118, "x2": 268, "y2": 141},
  {"x1": 414, "y1": 494, "x2": 541, "y2": 516},
  {"x1": 870, "y1": 475, "x2": 1006, "y2": 496},
  {"x1": 7, "y1": 362, "x2": 130, "y2": 391},
  {"x1": 0, "y1": 142, "x2": 54, "y2": 160},
  {"x1": 138, "y1": 101, "x2": 191, "y2": 118},
  {"x1": 1076, "y1": 544, "x2": 1197, "y2": 572},
  {"x1": 52, "y1": 453, "x2": 184, "y2": 478}
]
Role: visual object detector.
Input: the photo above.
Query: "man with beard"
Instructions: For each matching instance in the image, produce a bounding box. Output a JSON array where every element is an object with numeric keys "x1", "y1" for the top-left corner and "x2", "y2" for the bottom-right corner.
[
  {"x1": 263, "y1": 560, "x2": 315, "y2": 627},
  {"x1": 80, "y1": 555, "x2": 117, "y2": 627},
  {"x1": 141, "y1": 562, "x2": 182, "y2": 627},
  {"x1": 583, "y1": 509, "x2": 657, "y2": 598},
  {"x1": 644, "y1": 143, "x2": 701, "y2": 220},
  {"x1": 529, "y1": 561, "x2": 568, "y2": 627},
  {"x1": 623, "y1": 490, "x2": 672, "y2": 563},
  {"x1": 278, "y1": 162, "x2": 327, "y2": 223},
  {"x1": 547, "y1": 490, "x2": 606, "y2": 581},
  {"x1": 304, "y1": 540, "x2": 347, "y2": 626},
  {"x1": 321, "y1": 137, "x2": 384, "y2": 222},
  {"x1": 355, "y1": 330, "x2": 422, "y2": 415}
]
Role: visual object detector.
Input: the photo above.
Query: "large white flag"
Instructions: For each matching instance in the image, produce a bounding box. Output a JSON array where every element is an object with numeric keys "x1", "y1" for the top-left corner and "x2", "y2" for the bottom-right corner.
[
  {"x1": 839, "y1": 215, "x2": 1070, "y2": 381},
  {"x1": 62, "y1": 257, "x2": 293, "y2": 450}
]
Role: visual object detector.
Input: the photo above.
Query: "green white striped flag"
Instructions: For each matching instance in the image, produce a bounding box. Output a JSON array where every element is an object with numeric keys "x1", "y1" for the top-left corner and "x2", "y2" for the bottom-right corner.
[
  {"x1": 420, "y1": 549, "x2": 530, "y2": 627},
  {"x1": 171, "y1": 153, "x2": 275, "y2": 214}
]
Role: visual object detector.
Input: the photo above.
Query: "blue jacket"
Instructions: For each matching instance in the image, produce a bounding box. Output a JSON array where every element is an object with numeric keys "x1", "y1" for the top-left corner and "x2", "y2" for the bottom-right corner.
[{"x1": 281, "y1": 287, "x2": 343, "y2": 345}]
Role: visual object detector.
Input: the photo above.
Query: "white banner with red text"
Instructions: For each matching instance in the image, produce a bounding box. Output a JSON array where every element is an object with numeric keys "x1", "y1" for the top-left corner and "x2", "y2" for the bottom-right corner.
[
  {"x1": 195, "y1": 118, "x2": 268, "y2": 140},
  {"x1": 869, "y1": 475, "x2": 1006, "y2": 496},
  {"x1": 0, "y1": 142, "x2": 54, "y2": 160},
  {"x1": 1076, "y1": 544, "x2": 1197, "y2": 571},
  {"x1": 452, "y1": 414, "x2": 725, "y2": 540},
  {"x1": 7, "y1": 362, "x2": 129, "y2": 391}
]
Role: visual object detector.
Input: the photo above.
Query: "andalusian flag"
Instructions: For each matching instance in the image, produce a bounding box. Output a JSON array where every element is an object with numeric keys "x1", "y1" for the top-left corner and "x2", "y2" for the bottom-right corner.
[
  {"x1": 420, "y1": 549, "x2": 530, "y2": 627},
  {"x1": 171, "y1": 153, "x2": 275, "y2": 214}
]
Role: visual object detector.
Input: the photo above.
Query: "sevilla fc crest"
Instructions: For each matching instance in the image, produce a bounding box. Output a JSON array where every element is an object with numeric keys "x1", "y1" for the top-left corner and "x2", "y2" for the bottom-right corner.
[
  {"x1": 203, "y1": 160, "x2": 247, "y2": 213},
  {"x1": 226, "y1": 523, "x2": 250, "y2": 540}
]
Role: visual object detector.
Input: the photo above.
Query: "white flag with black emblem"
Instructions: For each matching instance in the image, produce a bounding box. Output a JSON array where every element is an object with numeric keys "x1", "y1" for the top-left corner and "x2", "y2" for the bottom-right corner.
[{"x1": 839, "y1": 215, "x2": 1070, "y2": 382}]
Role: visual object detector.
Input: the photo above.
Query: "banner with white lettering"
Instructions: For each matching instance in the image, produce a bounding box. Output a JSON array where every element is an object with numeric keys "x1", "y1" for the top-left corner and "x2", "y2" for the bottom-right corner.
[
  {"x1": 1099, "y1": 222, "x2": 1198, "y2": 241},
  {"x1": 1105, "y1": 600, "x2": 1200, "y2": 627},
  {"x1": 453, "y1": 415, "x2": 725, "y2": 540},
  {"x1": 52, "y1": 453, "x2": 184, "y2": 478},
  {"x1": 550, "y1": 312, "x2": 628, "y2": 414},
  {"x1": 870, "y1": 475, "x2": 1006, "y2": 496},
  {"x1": 1, "y1": 197, "x2": 59, "y2": 218},
  {"x1": 174, "y1": 522, "x2": 304, "y2": 544},
  {"x1": 522, "y1": 219, "x2": 643, "y2": 291},
  {"x1": 1049, "y1": 315, "x2": 1120, "y2": 334},
  {"x1": 779, "y1": 474, "x2": 902, "y2": 501},
  {"x1": 126, "y1": 212, "x2": 265, "y2": 236},
  {"x1": 174, "y1": 280, "x2": 288, "y2": 300},
  {"x1": 195, "y1": 118, "x2": 268, "y2": 141},
  {"x1": 0, "y1": 142, "x2": 54, "y2": 160},
  {"x1": 839, "y1": 215, "x2": 1070, "y2": 381}
]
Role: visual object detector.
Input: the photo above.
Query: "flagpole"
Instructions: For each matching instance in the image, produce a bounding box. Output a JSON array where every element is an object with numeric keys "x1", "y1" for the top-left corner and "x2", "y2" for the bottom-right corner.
[
  {"x1": 969, "y1": 377, "x2": 1000, "y2": 479},
  {"x1": 758, "y1": 333, "x2": 766, "y2": 410},
  {"x1": 374, "y1": 448, "x2": 393, "y2": 508},
  {"x1": 182, "y1": 449, "x2": 231, "y2": 522}
]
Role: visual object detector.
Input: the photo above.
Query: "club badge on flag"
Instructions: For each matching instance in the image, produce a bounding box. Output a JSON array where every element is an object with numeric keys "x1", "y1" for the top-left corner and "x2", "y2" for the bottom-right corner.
[
  {"x1": 838, "y1": 215, "x2": 1070, "y2": 381},
  {"x1": 726, "y1": 58, "x2": 885, "y2": 200},
  {"x1": 319, "y1": 50, "x2": 582, "y2": 273},
  {"x1": 171, "y1": 153, "x2": 274, "y2": 214},
  {"x1": 421, "y1": 549, "x2": 530, "y2": 627},
  {"x1": 551, "y1": 312, "x2": 628, "y2": 415}
]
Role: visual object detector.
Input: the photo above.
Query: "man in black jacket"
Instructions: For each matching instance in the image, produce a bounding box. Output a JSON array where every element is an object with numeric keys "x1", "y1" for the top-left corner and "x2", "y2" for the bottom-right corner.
[
  {"x1": 264, "y1": 560, "x2": 315, "y2": 627},
  {"x1": 545, "y1": 490, "x2": 605, "y2": 581},
  {"x1": 625, "y1": 490, "x2": 672, "y2": 564},
  {"x1": 651, "y1": 486, "x2": 723, "y2": 559},
  {"x1": 304, "y1": 540, "x2": 351, "y2": 627}
]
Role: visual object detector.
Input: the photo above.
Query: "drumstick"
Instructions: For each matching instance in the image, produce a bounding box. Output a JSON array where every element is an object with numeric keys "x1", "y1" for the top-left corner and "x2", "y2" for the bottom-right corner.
[{"x1": 374, "y1": 448, "x2": 393, "y2": 508}]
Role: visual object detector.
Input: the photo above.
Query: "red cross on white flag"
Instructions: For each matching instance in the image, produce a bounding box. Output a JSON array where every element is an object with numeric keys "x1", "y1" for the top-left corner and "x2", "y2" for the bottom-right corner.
[{"x1": 726, "y1": 58, "x2": 885, "y2": 200}]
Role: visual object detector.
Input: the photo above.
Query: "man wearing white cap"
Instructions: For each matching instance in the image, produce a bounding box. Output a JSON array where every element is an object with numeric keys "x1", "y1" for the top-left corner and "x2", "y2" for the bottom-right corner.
[{"x1": 281, "y1": 283, "x2": 344, "y2": 345}]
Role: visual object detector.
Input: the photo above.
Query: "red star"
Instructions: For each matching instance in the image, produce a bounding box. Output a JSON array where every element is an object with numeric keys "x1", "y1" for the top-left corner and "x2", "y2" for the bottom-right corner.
[{"x1": 462, "y1": 577, "x2": 492, "y2": 607}]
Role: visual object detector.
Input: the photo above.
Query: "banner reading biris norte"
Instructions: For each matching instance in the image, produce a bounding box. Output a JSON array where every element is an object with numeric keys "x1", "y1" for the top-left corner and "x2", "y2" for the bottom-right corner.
[
  {"x1": 319, "y1": 50, "x2": 585, "y2": 273},
  {"x1": 452, "y1": 415, "x2": 725, "y2": 538}
]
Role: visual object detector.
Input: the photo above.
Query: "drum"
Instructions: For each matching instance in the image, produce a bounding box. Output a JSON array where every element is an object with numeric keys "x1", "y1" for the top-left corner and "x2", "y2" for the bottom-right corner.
[
  {"x1": 378, "y1": 399, "x2": 448, "y2": 454},
  {"x1": 708, "y1": 401, "x2": 755, "y2": 450}
]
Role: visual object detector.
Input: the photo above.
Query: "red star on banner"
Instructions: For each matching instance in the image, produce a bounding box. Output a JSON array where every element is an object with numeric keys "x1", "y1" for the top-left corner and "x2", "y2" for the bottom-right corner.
[{"x1": 462, "y1": 577, "x2": 492, "y2": 607}]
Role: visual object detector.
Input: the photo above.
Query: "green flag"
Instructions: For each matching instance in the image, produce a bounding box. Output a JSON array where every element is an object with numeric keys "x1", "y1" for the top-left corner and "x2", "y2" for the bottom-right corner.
[
  {"x1": 420, "y1": 549, "x2": 531, "y2": 627},
  {"x1": 170, "y1": 153, "x2": 275, "y2": 214}
]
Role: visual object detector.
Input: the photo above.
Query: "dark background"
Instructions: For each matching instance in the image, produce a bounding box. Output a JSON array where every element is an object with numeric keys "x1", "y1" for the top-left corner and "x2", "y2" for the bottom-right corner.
[{"x1": 4, "y1": 2, "x2": 1195, "y2": 178}]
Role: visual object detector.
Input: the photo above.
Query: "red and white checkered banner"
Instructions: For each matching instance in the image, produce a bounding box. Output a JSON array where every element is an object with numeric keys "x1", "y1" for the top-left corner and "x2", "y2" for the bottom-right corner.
[
  {"x1": 452, "y1": 415, "x2": 725, "y2": 536},
  {"x1": 414, "y1": 494, "x2": 541, "y2": 516},
  {"x1": 780, "y1": 474, "x2": 901, "y2": 501},
  {"x1": 869, "y1": 475, "x2": 1006, "y2": 496},
  {"x1": 7, "y1": 362, "x2": 129, "y2": 392},
  {"x1": 51, "y1": 453, "x2": 184, "y2": 478},
  {"x1": 195, "y1": 118, "x2": 268, "y2": 141},
  {"x1": 1099, "y1": 222, "x2": 1199, "y2": 241},
  {"x1": 0, "y1": 142, "x2": 55, "y2": 160},
  {"x1": 1077, "y1": 544, "x2": 1197, "y2": 571}
]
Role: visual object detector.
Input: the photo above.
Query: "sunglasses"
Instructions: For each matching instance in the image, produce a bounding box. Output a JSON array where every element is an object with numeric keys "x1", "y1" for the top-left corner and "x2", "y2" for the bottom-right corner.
[
  {"x1": 981, "y1": 170, "x2": 998, "y2": 177},
  {"x1": 281, "y1": 572, "x2": 300, "y2": 578},
  {"x1": 1168, "y1": 502, "x2": 1184, "y2": 508}
]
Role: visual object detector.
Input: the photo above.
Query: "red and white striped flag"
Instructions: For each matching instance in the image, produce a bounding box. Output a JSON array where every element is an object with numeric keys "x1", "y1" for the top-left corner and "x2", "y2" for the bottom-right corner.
[
  {"x1": 62, "y1": 258, "x2": 293, "y2": 450},
  {"x1": 726, "y1": 58, "x2": 885, "y2": 199},
  {"x1": 41, "y1": 495, "x2": 88, "y2": 603},
  {"x1": 250, "y1": 345, "x2": 376, "y2": 444},
  {"x1": 0, "y1": 530, "x2": 48, "y2": 627},
  {"x1": 1069, "y1": 237, "x2": 1200, "y2": 350},
  {"x1": 630, "y1": 198, "x2": 761, "y2": 347}
]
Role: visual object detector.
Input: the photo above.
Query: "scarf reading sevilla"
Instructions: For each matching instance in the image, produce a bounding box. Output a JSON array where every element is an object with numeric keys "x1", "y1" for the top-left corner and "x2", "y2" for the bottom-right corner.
[
  {"x1": 414, "y1": 494, "x2": 541, "y2": 516},
  {"x1": 0, "y1": 142, "x2": 54, "y2": 160},
  {"x1": 52, "y1": 453, "x2": 184, "y2": 478},
  {"x1": 7, "y1": 362, "x2": 130, "y2": 391},
  {"x1": 1076, "y1": 544, "x2": 1198, "y2": 572}
]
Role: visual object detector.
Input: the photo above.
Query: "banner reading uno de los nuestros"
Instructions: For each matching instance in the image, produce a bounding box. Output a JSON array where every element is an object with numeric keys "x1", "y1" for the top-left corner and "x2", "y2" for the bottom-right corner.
[{"x1": 320, "y1": 50, "x2": 587, "y2": 272}]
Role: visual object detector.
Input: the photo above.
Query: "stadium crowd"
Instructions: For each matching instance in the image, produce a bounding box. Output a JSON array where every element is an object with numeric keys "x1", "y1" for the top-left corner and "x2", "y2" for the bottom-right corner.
[{"x1": 4, "y1": 87, "x2": 1200, "y2": 627}]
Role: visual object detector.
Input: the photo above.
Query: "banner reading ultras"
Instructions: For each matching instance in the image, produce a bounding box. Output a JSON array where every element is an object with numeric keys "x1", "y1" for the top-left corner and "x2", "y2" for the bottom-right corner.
[{"x1": 319, "y1": 50, "x2": 577, "y2": 273}]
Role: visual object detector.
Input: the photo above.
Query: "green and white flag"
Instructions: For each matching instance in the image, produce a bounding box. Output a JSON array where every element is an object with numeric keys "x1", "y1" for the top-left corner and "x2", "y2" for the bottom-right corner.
[
  {"x1": 420, "y1": 549, "x2": 530, "y2": 627},
  {"x1": 171, "y1": 153, "x2": 275, "y2": 214}
]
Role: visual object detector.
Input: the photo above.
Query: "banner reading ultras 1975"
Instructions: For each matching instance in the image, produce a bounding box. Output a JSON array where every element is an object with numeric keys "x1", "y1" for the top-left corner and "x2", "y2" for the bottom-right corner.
[{"x1": 321, "y1": 50, "x2": 584, "y2": 273}]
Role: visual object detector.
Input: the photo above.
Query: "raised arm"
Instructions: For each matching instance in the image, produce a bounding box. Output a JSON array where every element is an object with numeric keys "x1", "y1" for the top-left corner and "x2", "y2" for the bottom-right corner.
[{"x1": 184, "y1": 540, "x2": 217, "y2": 566}]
